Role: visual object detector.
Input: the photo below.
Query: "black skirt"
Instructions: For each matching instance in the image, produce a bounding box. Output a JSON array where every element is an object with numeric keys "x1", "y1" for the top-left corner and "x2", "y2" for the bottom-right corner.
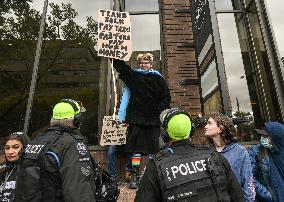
[{"x1": 125, "y1": 124, "x2": 160, "y2": 155}]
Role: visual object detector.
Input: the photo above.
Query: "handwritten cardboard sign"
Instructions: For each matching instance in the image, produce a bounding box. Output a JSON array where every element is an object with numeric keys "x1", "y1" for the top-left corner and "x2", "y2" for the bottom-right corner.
[
  {"x1": 100, "y1": 116, "x2": 127, "y2": 146},
  {"x1": 97, "y1": 9, "x2": 132, "y2": 61}
]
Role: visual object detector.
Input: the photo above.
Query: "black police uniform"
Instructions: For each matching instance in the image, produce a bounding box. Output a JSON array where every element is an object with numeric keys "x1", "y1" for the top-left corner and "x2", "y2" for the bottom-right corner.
[
  {"x1": 135, "y1": 140, "x2": 245, "y2": 202},
  {"x1": 0, "y1": 132, "x2": 31, "y2": 202},
  {"x1": 15, "y1": 125, "x2": 96, "y2": 202},
  {"x1": 0, "y1": 163, "x2": 18, "y2": 202}
]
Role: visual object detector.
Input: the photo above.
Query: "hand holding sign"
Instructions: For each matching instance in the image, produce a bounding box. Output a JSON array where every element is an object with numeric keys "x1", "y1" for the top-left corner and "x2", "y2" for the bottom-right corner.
[{"x1": 97, "y1": 9, "x2": 132, "y2": 61}]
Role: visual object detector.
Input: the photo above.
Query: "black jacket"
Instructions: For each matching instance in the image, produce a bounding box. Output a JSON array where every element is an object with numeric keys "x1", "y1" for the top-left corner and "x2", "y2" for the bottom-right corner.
[
  {"x1": 0, "y1": 132, "x2": 31, "y2": 202},
  {"x1": 113, "y1": 59, "x2": 171, "y2": 126},
  {"x1": 135, "y1": 141, "x2": 245, "y2": 202},
  {"x1": 15, "y1": 125, "x2": 96, "y2": 202},
  {"x1": 0, "y1": 163, "x2": 17, "y2": 202}
]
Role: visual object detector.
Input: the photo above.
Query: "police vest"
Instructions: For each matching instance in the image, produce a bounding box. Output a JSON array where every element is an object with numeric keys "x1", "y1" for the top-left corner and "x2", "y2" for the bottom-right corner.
[
  {"x1": 15, "y1": 130, "x2": 88, "y2": 202},
  {"x1": 154, "y1": 147, "x2": 231, "y2": 202}
]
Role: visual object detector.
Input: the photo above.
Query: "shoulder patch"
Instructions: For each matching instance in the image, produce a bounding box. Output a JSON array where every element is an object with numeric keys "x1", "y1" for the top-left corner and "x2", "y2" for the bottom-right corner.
[{"x1": 77, "y1": 142, "x2": 88, "y2": 156}]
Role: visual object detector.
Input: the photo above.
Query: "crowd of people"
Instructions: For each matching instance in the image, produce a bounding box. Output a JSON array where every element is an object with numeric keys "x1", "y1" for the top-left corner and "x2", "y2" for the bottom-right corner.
[{"x1": 0, "y1": 53, "x2": 283, "y2": 202}]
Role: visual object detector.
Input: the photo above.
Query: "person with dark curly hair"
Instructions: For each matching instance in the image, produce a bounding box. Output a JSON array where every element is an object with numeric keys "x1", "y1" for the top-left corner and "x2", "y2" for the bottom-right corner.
[{"x1": 204, "y1": 112, "x2": 255, "y2": 202}]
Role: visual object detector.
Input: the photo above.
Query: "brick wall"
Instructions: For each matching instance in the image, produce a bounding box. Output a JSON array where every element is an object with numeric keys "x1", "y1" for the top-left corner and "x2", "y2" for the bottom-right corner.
[{"x1": 160, "y1": 0, "x2": 202, "y2": 117}]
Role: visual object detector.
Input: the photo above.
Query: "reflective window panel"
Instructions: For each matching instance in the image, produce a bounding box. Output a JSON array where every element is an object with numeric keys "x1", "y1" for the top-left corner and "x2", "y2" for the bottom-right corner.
[
  {"x1": 0, "y1": 0, "x2": 111, "y2": 145},
  {"x1": 125, "y1": 0, "x2": 159, "y2": 12},
  {"x1": 127, "y1": 14, "x2": 161, "y2": 73},
  {"x1": 201, "y1": 60, "x2": 223, "y2": 114},
  {"x1": 265, "y1": 0, "x2": 284, "y2": 58},
  {"x1": 215, "y1": 0, "x2": 234, "y2": 10},
  {"x1": 217, "y1": 13, "x2": 256, "y2": 141}
]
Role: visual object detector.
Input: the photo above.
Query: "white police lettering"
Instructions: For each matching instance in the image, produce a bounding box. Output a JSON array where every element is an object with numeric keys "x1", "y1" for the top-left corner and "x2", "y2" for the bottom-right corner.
[
  {"x1": 25, "y1": 144, "x2": 45, "y2": 154},
  {"x1": 169, "y1": 159, "x2": 207, "y2": 179},
  {"x1": 5, "y1": 181, "x2": 16, "y2": 189},
  {"x1": 165, "y1": 167, "x2": 171, "y2": 181},
  {"x1": 77, "y1": 142, "x2": 87, "y2": 155},
  {"x1": 167, "y1": 191, "x2": 194, "y2": 201}
]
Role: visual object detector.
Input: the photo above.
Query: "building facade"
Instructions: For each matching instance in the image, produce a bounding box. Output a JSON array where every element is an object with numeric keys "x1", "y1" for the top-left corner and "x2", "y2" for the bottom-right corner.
[{"x1": 0, "y1": 0, "x2": 283, "y2": 145}]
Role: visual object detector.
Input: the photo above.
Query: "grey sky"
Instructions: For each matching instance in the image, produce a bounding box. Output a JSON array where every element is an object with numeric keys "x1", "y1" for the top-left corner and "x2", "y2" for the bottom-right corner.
[
  {"x1": 31, "y1": 0, "x2": 283, "y2": 54},
  {"x1": 266, "y1": 0, "x2": 284, "y2": 57}
]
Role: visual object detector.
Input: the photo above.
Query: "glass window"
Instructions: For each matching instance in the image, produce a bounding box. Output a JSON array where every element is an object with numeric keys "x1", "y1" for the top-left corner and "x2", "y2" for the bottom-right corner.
[
  {"x1": 246, "y1": 1, "x2": 281, "y2": 122},
  {"x1": 0, "y1": 1, "x2": 40, "y2": 140},
  {"x1": 125, "y1": 0, "x2": 159, "y2": 12},
  {"x1": 265, "y1": 0, "x2": 284, "y2": 58},
  {"x1": 217, "y1": 13, "x2": 257, "y2": 141},
  {"x1": 201, "y1": 60, "x2": 222, "y2": 113},
  {"x1": 215, "y1": 0, "x2": 234, "y2": 10},
  {"x1": 0, "y1": 0, "x2": 110, "y2": 145},
  {"x1": 130, "y1": 15, "x2": 160, "y2": 52},
  {"x1": 217, "y1": 14, "x2": 252, "y2": 114},
  {"x1": 215, "y1": 0, "x2": 283, "y2": 140},
  {"x1": 126, "y1": 14, "x2": 161, "y2": 72}
]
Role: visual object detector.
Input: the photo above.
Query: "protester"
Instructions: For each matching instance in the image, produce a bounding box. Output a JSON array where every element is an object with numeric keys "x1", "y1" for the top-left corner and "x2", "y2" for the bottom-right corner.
[
  {"x1": 112, "y1": 53, "x2": 171, "y2": 188},
  {"x1": 248, "y1": 122, "x2": 284, "y2": 202},
  {"x1": 0, "y1": 132, "x2": 31, "y2": 202},
  {"x1": 15, "y1": 99, "x2": 96, "y2": 202},
  {"x1": 204, "y1": 112, "x2": 255, "y2": 202},
  {"x1": 135, "y1": 108, "x2": 245, "y2": 202}
]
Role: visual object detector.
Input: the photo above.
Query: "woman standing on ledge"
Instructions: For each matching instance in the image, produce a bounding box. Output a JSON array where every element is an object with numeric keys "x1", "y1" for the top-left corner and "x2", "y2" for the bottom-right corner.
[{"x1": 112, "y1": 53, "x2": 171, "y2": 189}]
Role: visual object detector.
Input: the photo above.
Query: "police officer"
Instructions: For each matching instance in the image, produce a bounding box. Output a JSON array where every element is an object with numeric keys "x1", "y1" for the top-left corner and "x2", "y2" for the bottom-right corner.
[
  {"x1": 15, "y1": 99, "x2": 96, "y2": 202},
  {"x1": 135, "y1": 108, "x2": 245, "y2": 202}
]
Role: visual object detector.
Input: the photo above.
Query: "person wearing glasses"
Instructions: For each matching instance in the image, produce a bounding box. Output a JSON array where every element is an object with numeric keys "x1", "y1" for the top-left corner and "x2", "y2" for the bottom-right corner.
[
  {"x1": 112, "y1": 53, "x2": 171, "y2": 188},
  {"x1": 0, "y1": 132, "x2": 31, "y2": 202},
  {"x1": 14, "y1": 99, "x2": 97, "y2": 202}
]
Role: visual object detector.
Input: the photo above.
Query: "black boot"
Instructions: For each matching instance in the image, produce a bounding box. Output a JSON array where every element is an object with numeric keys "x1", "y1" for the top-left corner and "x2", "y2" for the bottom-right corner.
[{"x1": 129, "y1": 166, "x2": 139, "y2": 189}]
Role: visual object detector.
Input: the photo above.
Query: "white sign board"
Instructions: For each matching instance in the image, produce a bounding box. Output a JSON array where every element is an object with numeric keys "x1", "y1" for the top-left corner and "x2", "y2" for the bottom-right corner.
[
  {"x1": 100, "y1": 116, "x2": 127, "y2": 146},
  {"x1": 97, "y1": 9, "x2": 132, "y2": 61}
]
